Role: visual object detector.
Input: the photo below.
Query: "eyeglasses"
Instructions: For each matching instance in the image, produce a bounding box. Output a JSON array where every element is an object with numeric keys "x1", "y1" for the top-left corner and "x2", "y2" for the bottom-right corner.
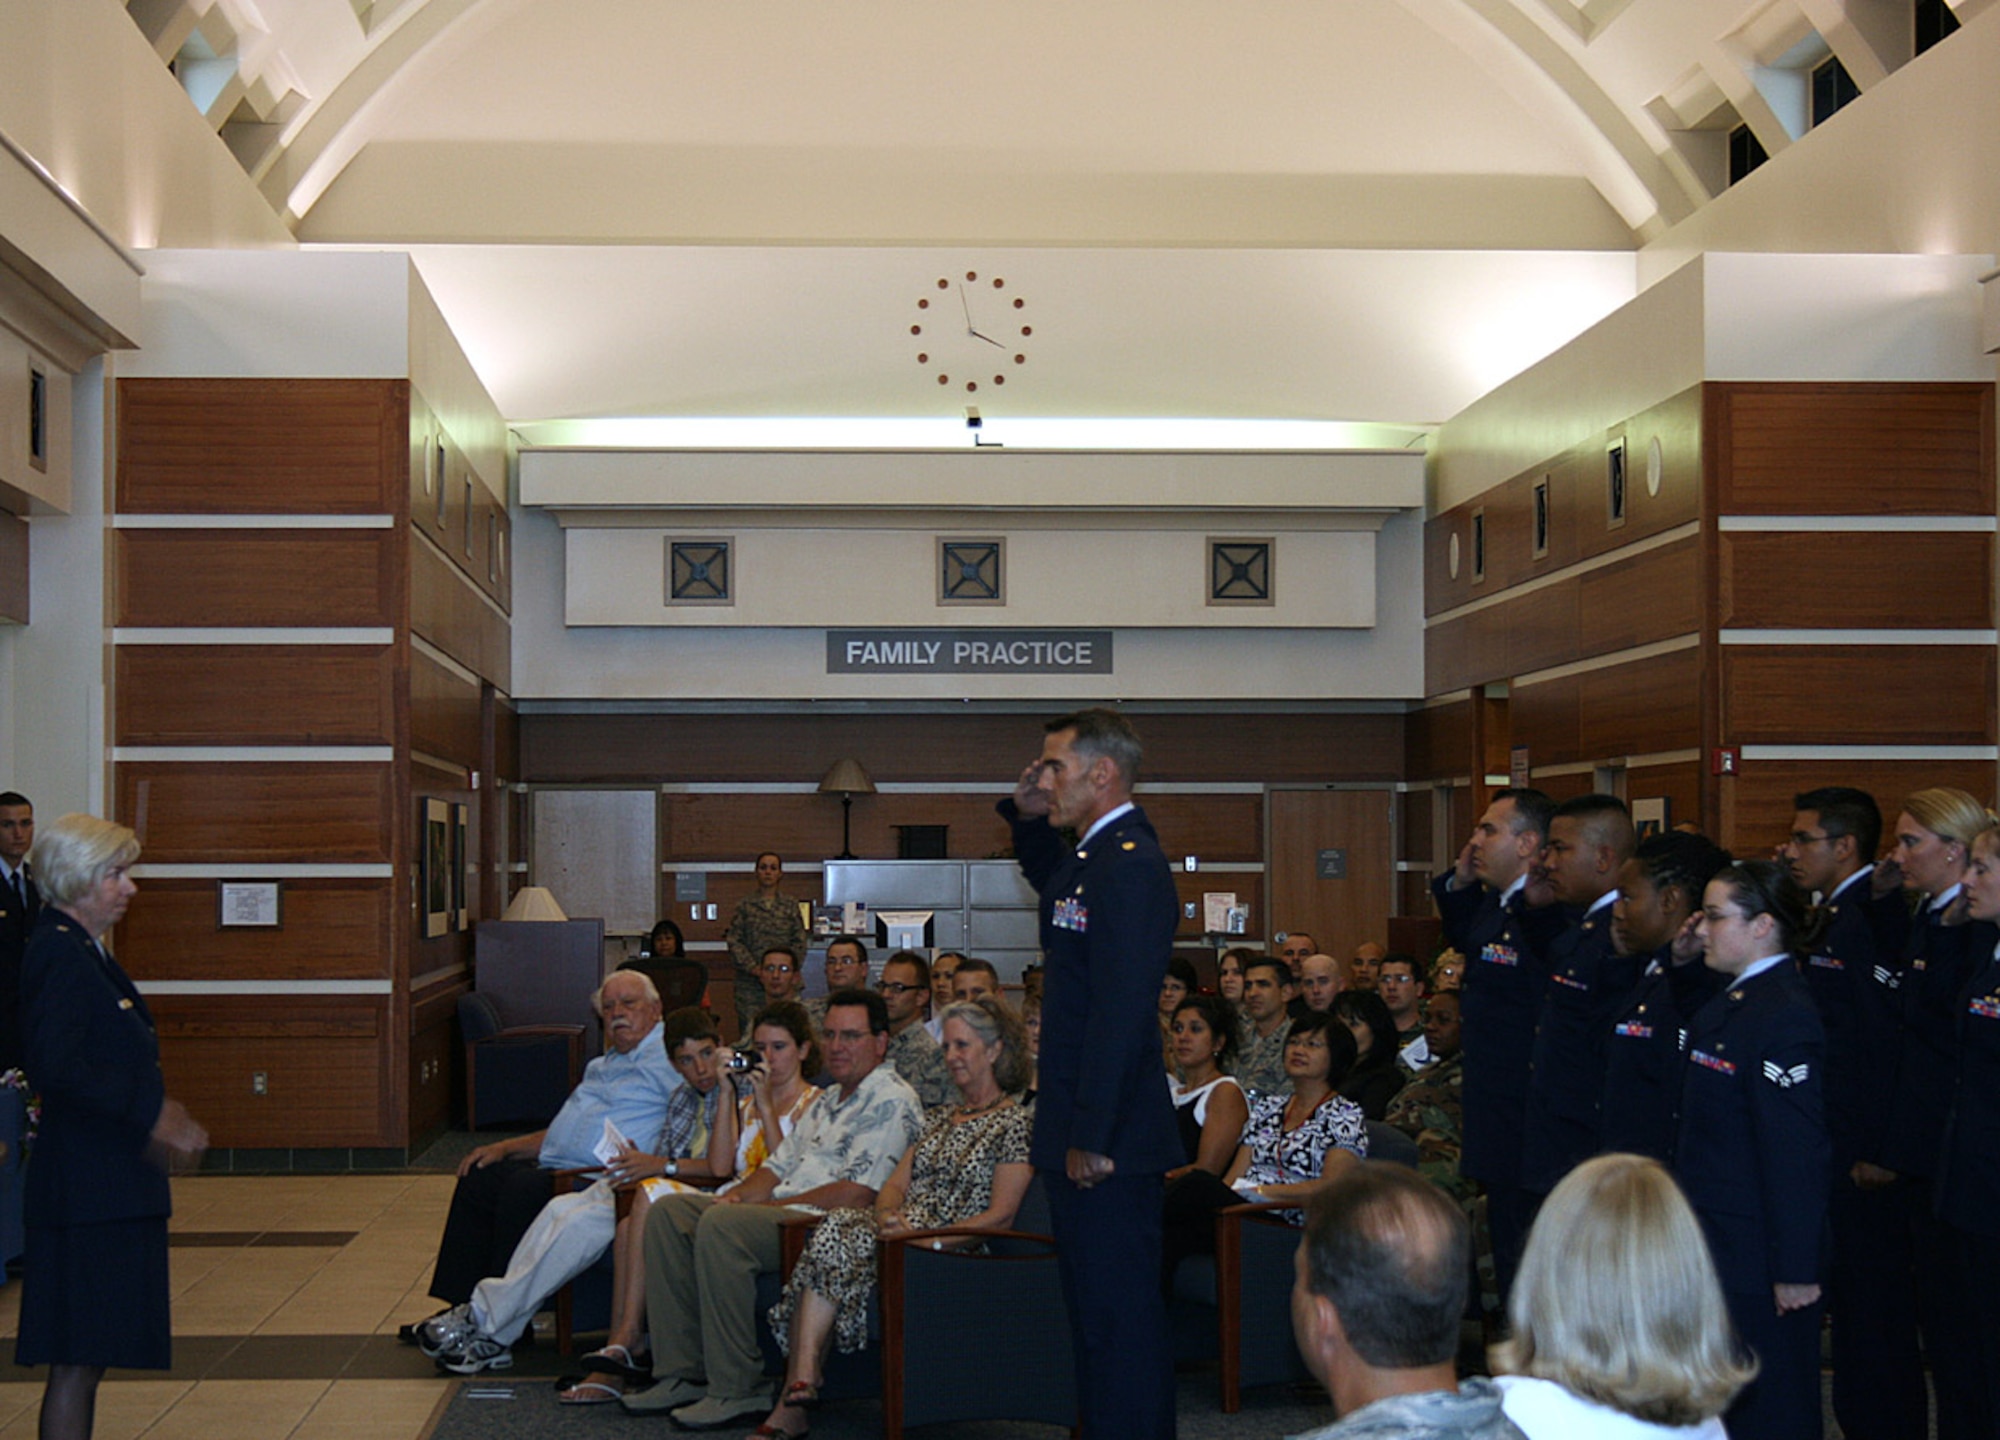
[
  {"x1": 877, "y1": 981, "x2": 921, "y2": 995},
  {"x1": 762, "y1": 962, "x2": 796, "y2": 975}
]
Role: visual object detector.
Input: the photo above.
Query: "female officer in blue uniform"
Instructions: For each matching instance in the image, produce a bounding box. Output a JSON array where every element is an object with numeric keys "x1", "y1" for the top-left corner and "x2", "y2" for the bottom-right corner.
[
  {"x1": 1934, "y1": 819, "x2": 2000, "y2": 1439},
  {"x1": 1676, "y1": 860, "x2": 1828, "y2": 1440},
  {"x1": 15, "y1": 814, "x2": 207, "y2": 1440}
]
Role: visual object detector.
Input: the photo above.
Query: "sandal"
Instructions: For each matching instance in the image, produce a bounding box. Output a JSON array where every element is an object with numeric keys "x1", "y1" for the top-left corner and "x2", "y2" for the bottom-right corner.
[
  {"x1": 781, "y1": 1381, "x2": 821, "y2": 1410},
  {"x1": 746, "y1": 1424, "x2": 807, "y2": 1440},
  {"x1": 558, "y1": 1379, "x2": 626, "y2": 1406},
  {"x1": 578, "y1": 1343, "x2": 651, "y2": 1381}
]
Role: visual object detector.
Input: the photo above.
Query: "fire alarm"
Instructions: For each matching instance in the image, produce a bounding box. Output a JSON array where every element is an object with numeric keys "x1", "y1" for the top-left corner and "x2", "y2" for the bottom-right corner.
[{"x1": 1711, "y1": 748, "x2": 1740, "y2": 776}]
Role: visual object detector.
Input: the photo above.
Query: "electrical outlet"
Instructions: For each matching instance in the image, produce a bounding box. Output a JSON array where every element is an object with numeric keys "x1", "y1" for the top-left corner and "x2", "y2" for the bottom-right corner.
[
  {"x1": 706, "y1": 903, "x2": 718, "y2": 921},
  {"x1": 251, "y1": 1071, "x2": 268, "y2": 1096},
  {"x1": 1183, "y1": 902, "x2": 1197, "y2": 919}
]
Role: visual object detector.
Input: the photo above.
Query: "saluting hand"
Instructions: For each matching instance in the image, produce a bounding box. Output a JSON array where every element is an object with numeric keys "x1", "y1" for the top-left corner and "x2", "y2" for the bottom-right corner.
[{"x1": 1013, "y1": 761, "x2": 1052, "y2": 819}]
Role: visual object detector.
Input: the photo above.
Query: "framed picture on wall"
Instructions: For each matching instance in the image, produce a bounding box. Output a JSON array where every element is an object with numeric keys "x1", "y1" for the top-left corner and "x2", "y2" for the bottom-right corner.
[
  {"x1": 452, "y1": 801, "x2": 470, "y2": 931},
  {"x1": 1632, "y1": 796, "x2": 1670, "y2": 840},
  {"x1": 422, "y1": 797, "x2": 452, "y2": 938}
]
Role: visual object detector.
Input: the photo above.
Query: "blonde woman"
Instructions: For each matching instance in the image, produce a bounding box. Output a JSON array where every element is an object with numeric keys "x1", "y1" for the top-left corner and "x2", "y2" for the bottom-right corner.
[{"x1": 1494, "y1": 1153, "x2": 1753, "y2": 1437}]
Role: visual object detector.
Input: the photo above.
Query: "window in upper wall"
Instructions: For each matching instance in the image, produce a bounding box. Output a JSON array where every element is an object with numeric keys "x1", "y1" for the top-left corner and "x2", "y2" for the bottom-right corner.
[
  {"x1": 1728, "y1": 124, "x2": 1768, "y2": 185},
  {"x1": 939, "y1": 539, "x2": 1004, "y2": 605},
  {"x1": 668, "y1": 539, "x2": 733, "y2": 605},
  {"x1": 1915, "y1": 0, "x2": 1960, "y2": 54},
  {"x1": 1531, "y1": 478, "x2": 1550, "y2": 560},
  {"x1": 28, "y1": 367, "x2": 46, "y2": 473},
  {"x1": 1810, "y1": 56, "x2": 1860, "y2": 126},
  {"x1": 1470, "y1": 510, "x2": 1486, "y2": 584},
  {"x1": 1606, "y1": 440, "x2": 1628, "y2": 528},
  {"x1": 1208, "y1": 539, "x2": 1273, "y2": 606}
]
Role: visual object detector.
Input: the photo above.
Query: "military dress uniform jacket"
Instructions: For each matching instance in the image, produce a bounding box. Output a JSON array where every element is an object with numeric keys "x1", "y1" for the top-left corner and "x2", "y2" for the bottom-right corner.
[
  {"x1": 1001, "y1": 798, "x2": 1182, "y2": 1175},
  {"x1": 0, "y1": 866, "x2": 41, "y2": 1075},
  {"x1": 1520, "y1": 896, "x2": 1644, "y2": 1194},
  {"x1": 19, "y1": 909, "x2": 171, "y2": 1229},
  {"x1": 1675, "y1": 961, "x2": 1828, "y2": 1295},
  {"x1": 1431, "y1": 875, "x2": 1565, "y2": 1189},
  {"x1": 1936, "y1": 944, "x2": 2000, "y2": 1238},
  {"x1": 1873, "y1": 894, "x2": 1995, "y2": 1180},
  {"x1": 1598, "y1": 947, "x2": 1726, "y2": 1164},
  {"x1": 1805, "y1": 870, "x2": 1910, "y2": 1172}
]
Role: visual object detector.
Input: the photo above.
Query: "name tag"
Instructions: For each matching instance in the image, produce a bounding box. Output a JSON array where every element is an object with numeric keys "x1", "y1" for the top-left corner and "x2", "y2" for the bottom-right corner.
[
  {"x1": 1808, "y1": 954, "x2": 1844, "y2": 970},
  {"x1": 1479, "y1": 943, "x2": 1520, "y2": 967},
  {"x1": 1613, "y1": 1021, "x2": 1653, "y2": 1039},
  {"x1": 1690, "y1": 1050, "x2": 1736, "y2": 1076},
  {"x1": 1052, "y1": 896, "x2": 1089, "y2": 933}
]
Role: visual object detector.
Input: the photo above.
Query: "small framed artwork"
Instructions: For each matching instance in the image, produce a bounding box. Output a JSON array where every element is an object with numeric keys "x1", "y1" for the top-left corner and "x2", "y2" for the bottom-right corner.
[
  {"x1": 218, "y1": 880, "x2": 282, "y2": 928},
  {"x1": 422, "y1": 797, "x2": 452, "y2": 938},
  {"x1": 452, "y1": 801, "x2": 471, "y2": 931},
  {"x1": 1632, "y1": 796, "x2": 1670, "y2": 840},
  {"x1": 1606, "y1": 438, "x2": 1628, "y2": 528}
]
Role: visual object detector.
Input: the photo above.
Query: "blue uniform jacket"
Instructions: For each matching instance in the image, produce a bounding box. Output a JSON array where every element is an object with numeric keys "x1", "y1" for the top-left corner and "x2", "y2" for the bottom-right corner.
[
  {"x1": 1802, "y1": 871, "x2": 1909, "y2": 1172},
  {"x1": 1598, "y1": 947, "x2": 1725, "y2": 1163},
  {"x1": 0, "y1": 868, "x2": 41, "y2": 1075},
  {"x1": 1873, "y1": 896, "x2": 1994, "y2": 1179},
  {"x1": 1002, "y1": 798, "x2": 1182, "y2": 1175},
  {"x1": 1520, "y1": 897, "x2": 1645, "y2": 1193},
  {"x1": 1935, "y1": 944, "x2": 2000, "y2": 1238},
  {"x1": 1432, "y1": 873, "x2": 1565, "y2": 1188},
  {"x1": 1675, "y1": 961, "x2": 1828, "y2": 1294},
  {"x1": 20, "y1": 908, "x2": 171, "y2": 1228}
]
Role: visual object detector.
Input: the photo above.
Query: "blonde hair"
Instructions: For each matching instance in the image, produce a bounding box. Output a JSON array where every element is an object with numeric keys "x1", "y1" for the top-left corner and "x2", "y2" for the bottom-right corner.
[
  {"x1": 1902, "y1": 787, "x2": 1993, "y2": 852},
  {"x1": 1493, "y1": 1154, "x2": 1755, "y2": 1425},
  {"x1": 31, "y1": 813, "x2": 141, "y2": 909}
]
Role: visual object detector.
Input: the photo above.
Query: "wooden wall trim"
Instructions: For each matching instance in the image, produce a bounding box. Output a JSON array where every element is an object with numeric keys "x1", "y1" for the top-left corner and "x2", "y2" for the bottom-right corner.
[
  {"x1": 1718, "y1": 531, "x2": 1993, "y2": 629},
  {"x1": 115, "y1": 528, "x2": 405, "y2": 628},
  {"x1": 116, "y1": 761, "x2": 397, "y2": 864},
  {"x1": 115, "y1": 645, "x2": 399, "y2": 747}
]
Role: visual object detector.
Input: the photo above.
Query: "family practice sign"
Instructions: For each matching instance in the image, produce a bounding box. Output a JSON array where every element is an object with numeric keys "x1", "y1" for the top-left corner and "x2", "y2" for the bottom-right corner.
[{"x1": 827, "y1": 629, "x2": 1113, "y2": 675}]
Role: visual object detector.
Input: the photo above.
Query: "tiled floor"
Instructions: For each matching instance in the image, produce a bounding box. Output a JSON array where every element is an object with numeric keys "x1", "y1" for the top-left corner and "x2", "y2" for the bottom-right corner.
[{"x1": 0, "y1": 1175, "x2": 459, "y2": 1440}]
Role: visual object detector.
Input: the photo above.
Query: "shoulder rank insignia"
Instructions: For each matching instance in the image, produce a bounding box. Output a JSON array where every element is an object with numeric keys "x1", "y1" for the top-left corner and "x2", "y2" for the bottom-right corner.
[
  {"x1": 1762, "y1": 1060, "x2": 1810, "y2": 1087},
  {"x1": 118, "y1": 998, "x2": 134, "y2": 1011},
  {"x1": 1873, "y1": 965, "x2": 1902, "y2": 990},
  {"x1": 1121, "y1": 840, "x2": 1135, "y2": 851}
]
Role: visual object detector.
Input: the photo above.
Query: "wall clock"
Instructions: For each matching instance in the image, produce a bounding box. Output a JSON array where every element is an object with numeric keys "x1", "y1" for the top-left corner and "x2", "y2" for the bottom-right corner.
[{"x1": 913, "y1": 271, "x2": 1029, "y2": 393}]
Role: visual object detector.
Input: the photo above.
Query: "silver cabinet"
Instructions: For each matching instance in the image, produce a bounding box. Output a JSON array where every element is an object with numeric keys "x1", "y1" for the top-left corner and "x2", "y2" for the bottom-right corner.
[{"x1": 824, "y1": 859, "x2": 1043, "y2": 985}]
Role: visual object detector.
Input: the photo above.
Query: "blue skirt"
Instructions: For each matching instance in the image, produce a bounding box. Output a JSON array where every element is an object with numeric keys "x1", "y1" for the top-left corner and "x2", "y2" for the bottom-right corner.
[{"x1": 15, "y1": 1215, "x2": 172, "y2": 1370}]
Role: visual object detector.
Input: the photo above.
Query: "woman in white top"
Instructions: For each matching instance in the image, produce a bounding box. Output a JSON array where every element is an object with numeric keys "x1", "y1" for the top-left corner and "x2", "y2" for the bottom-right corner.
[
  {"x1": 1164, "y1": 993, "x2": 1248, "y2": 1180},
  {"x1": 558, "y1": 1002, "x2": 820, "y2": 1404},
  {"x1": 1492, "y1": 1153, "x2": 1754, "y2": 1439}
]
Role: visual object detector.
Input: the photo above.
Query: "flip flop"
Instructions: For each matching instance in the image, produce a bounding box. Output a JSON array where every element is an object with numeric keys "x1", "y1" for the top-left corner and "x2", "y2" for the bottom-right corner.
[
  {"x1": 578, "y1": 1343, "x2": 650, "y2": 1381},
  {"x1": 781, "y1": 1381, "x2": 821, "y2": 1410},
  {"x1": 746, "y1": 1424, "x2": 807, "y2": 1440},
  {"x1": 558, "y1": 1380, "x2": 626, "y2": 1406}
]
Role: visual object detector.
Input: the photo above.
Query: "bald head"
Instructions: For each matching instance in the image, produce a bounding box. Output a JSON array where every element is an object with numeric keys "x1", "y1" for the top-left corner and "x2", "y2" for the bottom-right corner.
[{"x1": 1299, "y1": 953, "x2": 1343, "y2": 1013}]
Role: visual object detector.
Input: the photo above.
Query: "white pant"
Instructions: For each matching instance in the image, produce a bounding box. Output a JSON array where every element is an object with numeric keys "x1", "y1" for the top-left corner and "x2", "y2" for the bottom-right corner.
[{"x1": 468, "y1": 1179, "x2": 616, "y2": 1344}]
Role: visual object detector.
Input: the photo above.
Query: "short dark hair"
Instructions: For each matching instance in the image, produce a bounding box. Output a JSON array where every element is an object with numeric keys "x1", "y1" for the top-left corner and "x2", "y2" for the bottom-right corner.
[
  {"x1": 761, "y1": 946, "x2": 800, "y2": 967},
  {"x1": 1045, "y1": 707, "x2": 1143, "y2": 786},
  {"x1": 1710, "y1": 859, "x2": 1824, "y2": 958},
  {"x1": 1164, "y1": 955, "x2": 1198, "y2": 990},
  {"x1": 646, "y1": 918, "x2": 686, "y2": 958},
  {"x1": 1171, "y1": 992, "x2": 1240, "y2": 1070},
  {"x1": 1286, "y1": 1008, "x2": 1359, "y2": 1083},
  {"x1": 664, "y1": 1006, "x2": 720, "y2": 1052},
  {"x1": 1794, "y1": 786, "x2": 1883, "y2": 861},
  {"x1": 748, "y1": 999, "x2": 822, "y2": 1076},
  {"x1": 825, "y1": 934, "x2": 869, "y2": 964},
  {"x1": 826, "y1": 986, "x2": 891, "y2": 1035},
  {"x1": 1243, "y1": 954, "x2": 1293, "y2": 988},
  {"x1": 884, "y1": 949, "x2": 932, "y2": 987},
  {"x1": 954, "y1": 957, "x2": 1000, "y2": 986},
  {"x1": 1493, "y1": 786, "x2": 1555, "y2": 842},
  {"x1": 1377, "y1": 953, "x2": 1419, "y2": 981},
  {"x1": 1303, "y1": 1164, "x2": 1471, "y2": 1368},
  {"x1": 0, "y1": 792, "x2": 29, "y2": 810},
  {"x1": 1553, "y1": 792, "x2": 1636, "y2": 860},
  {"x1": 1630, "y1": 831, "x2": 1733, "y2": 909}
]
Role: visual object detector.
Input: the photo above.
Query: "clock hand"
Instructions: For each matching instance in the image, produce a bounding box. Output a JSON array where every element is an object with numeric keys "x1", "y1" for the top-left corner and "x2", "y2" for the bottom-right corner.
[
  {"x1": 958, "y1": 283, "x2": 975, "y2": 334},
  {"x1": 969, "y1": 329, "x2": 1007, "y2": 348}
]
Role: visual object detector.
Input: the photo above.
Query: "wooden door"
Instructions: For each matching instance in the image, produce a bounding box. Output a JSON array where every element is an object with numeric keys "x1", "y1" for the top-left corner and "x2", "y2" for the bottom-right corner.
[{"x1": 1267, "y1": 789, "x2": 1395, "y2": 964}]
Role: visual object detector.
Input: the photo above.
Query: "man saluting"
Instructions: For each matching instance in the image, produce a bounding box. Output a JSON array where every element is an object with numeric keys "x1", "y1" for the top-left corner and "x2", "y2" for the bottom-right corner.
[{"x1": 999, "y1": 708, "x2": 1181, "y2": 1439}]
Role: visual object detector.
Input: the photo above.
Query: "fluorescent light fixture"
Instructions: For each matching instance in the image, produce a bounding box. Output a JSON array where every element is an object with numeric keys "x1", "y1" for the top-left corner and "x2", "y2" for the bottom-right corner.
[{"x1": 512, "y1": 416, "x2": 1431, "y2": 451}]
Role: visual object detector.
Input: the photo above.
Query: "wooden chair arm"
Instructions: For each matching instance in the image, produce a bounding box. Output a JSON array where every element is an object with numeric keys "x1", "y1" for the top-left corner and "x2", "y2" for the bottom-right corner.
[
  {"x1": 493, "y1": 1024, "x2": 588, "y2": 1040},
  {"x1": 879, "y1": 1224, "x2": 1056, "y2": 1254}
]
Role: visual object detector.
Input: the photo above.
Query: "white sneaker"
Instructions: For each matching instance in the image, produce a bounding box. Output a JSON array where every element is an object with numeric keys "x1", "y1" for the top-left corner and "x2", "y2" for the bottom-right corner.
[
  {"x1": 415, "y1": 1303, "x2": 475, "y2": 1358},
  {"x1": 440, "y1": 1332, "x2": 514, "y2": 1374}
]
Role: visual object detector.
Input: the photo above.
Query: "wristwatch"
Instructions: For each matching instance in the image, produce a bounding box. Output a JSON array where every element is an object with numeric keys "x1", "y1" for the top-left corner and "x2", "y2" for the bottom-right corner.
[{"x1": 664, "y1": 1159, "x2": 679, "y2": 1178}]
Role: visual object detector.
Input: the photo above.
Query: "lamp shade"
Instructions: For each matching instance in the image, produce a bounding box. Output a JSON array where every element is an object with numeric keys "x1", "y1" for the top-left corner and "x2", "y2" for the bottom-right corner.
[
  {"x1": 501, "y1": 885, "x2": 569, "y2": 922},
  {"x1": 817, "y1": 758, "x2": 877, "y2": 796}
]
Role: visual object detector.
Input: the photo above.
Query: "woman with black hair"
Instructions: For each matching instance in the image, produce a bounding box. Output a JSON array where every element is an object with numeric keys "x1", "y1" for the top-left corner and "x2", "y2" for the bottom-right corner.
[
  {"x1": 1331, "y1": 988, "x2": 1403, "y2": 1121},
  {"x1": 1165, "y1": 993, "x2": 1248, "y2": 1180},
  {"x1": 1676, "y1": 859, "x2": 1829, "y2": 1440}
]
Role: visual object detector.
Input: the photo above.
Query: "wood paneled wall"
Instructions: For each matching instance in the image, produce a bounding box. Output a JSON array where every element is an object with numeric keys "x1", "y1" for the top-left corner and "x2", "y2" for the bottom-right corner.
[
  {"x1": 111, "y1": 376, "x2": 515, "y2": 1153},
  {"x1": 1419, "y1": 379, "x2": 1997, "y2": 869}
]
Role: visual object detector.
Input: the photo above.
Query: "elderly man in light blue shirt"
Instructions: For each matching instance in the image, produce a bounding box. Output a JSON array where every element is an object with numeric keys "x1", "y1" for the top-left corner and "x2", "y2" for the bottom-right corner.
[{"x1": 415, "y1": 970, "x2": 680, "y2": 1315}]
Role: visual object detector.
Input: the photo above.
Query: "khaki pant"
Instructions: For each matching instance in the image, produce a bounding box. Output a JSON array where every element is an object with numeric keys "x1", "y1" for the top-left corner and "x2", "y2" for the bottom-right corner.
[{"x1": 643, "y1": 1192, "x2": 807, "y2": 1402}]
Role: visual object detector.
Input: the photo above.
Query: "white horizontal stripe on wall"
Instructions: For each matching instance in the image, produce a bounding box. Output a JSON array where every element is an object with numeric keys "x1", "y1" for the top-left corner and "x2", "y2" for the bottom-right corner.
[
  {"x1": 1717, "y1": 515, "x2": 1997, "y2": 532},
  {"x1": 1512, "y1": 635, "x2": 1700, "y2": 688},
  {"x1": 113, "y1": 628, "x2": 396, "y2": 645},
  {"x1": 112, "y1": 514, "x2": 396, "y2": 529},
  {"x1": 412, "y1": 633, "x2": 482, "y2": 684},
  {"x1": 133, "y1": 980, "x2": 394, "y2": 995},
  {"x1": 1528, "y1": 748, "x2": 1703, "y2": 780},
  {"x1": 132, "y1": 863, "x2": 396, "y2": 879},
  {"x1": 1426, "y1": 521, "x2": 1700, "y2": 626},
  {"x1": 1740, "y1": 745, "x2": 2000, "y2": 762},
  {"x1": 1394, "y1": 860, "x2": 1435, "y2": 872},
  {"x1": 1719, "y1": 629, "x2": 1997, "y2": 645},
  {"x1": 113, "y1": 746, "x2": 395, "y2": 763}
]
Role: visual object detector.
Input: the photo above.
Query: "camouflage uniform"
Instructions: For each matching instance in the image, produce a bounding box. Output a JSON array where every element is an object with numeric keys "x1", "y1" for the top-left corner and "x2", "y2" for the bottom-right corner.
[
  {"x1": 885, "y1": 1021, "x2": 957, "y2": 1110},
  {"x1": 1234, "y1": 1017, "x2": 1293, "y2": 1103},
  {"x1": 1383, "y1": 1050, "x2": 1470, "y2": 1204}
]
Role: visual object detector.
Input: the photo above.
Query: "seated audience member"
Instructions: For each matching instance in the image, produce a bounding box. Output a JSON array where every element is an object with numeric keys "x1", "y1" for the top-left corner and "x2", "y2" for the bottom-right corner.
[
  {"x1": 1492, "y1": 1154, "x2": 1753, "y2": 1438},
  {"x1": 622, "y1": 990, "x2": 923, "y2": 1428},
  {"x1": 1377, "y1": 953, "x2": 1430, "y2": 1070},
  {"x1": 1021, "y1": 994, "x2": 1041, "y2": 1094},
  {"x1": 1290, "y1": 1165, "x2": 1522, "y2": 1440},
  {"x1": 554, "y1": 1004, "x2": 822, "y2": 1404},
  {"x1": 1333, "y1": 989, "x2": 1404, "y2": 1121},
  {"x1": 1432, "y1": 949, "x2": 1466, "y2": 993},
  {"x1": 1292, "y1": 952, "x2": 1345, "y2": 1019},
  {"x1": 1165, "y1": 994, "x2": 1249, "y2": 1180},
  {"x1": 1217, "y1": 946, "x2": 1256, "y2": 1004},
  {"x1": 807, "y1": 935, "x2": 870, "y2": 1029},
  {"x1": 422, "y1": 1006, "x2": 734, "y2": 1373},
  {"x1": 1384, "y1": 990, "x2": 1471, "y2": 1203},
  {"x1": 1159, "y1": 954, "x2": 1199, "y2": 1073},
  {"x1": 950, "y1": 956, "x2": 1004, "y2": 1006},
  {"x1": 619, "y1": 919, "x2": 701, "y2": 1009},
  {"x1": 1235, "y1": 955, "x2": 1298, "y2": 1100},
  {"x1": 878, "y1": 950, "x2": 956, "y2": 1108},
  {"x1": 1020, "y1": 963, "x2": 1044, "y2": 1011},
  {"x1": 1277, "y1": 931, "x2": 1318, "y2": 981},
  {"x1": 924, "y1": 952, "x2": 964, "y2": 1040},
  {"x1": 1350, "y1": 942, "x2": 1386, "y2": 992},
  {"x1": 410, "y1": 971, "x2": 679, "y2": 1332},
  {"x1": 754, "y1": 999, "x2": 1035, "y2": 1439},
  {"x1": 1161, "y1": 1010, "x2": 1367, "y2": 1283},
  {"x1": 758, "y1": 947, "x2": 806, "y2": 1007}
]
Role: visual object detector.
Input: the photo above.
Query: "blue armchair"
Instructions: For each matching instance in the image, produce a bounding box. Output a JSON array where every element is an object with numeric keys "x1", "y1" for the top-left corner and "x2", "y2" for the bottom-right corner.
[{"x1": 457, "y1": 991, "x2": 583, "y2": 1130}]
